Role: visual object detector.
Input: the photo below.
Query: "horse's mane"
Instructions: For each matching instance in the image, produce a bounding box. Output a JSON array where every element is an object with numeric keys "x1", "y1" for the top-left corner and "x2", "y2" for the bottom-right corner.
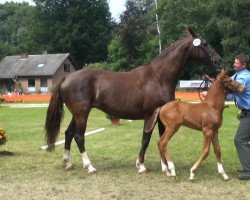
[{"x1": 152, "y1": 33, "x2": 190, "y2": 62}]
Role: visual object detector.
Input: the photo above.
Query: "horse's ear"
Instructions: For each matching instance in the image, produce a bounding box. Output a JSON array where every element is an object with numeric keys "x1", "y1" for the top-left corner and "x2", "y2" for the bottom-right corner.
[{"x1": 188, "y1": 27, "x2": 197, "y2": 37}]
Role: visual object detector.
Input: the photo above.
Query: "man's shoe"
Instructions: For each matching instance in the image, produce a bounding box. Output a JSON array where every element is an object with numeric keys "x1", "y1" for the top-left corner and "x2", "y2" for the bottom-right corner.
[{"x1": 238, "y1": 174, "x2": 250, "y2": 180}]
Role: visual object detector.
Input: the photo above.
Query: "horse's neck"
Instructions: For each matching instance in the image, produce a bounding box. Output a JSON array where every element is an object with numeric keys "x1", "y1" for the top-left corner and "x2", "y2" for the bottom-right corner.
[
  {"x1": 151, "y1": 39, "x2": 191, "y2": 86},
  {"x1": 205, "y1": 83, "x2": 225, "y2": 112}
]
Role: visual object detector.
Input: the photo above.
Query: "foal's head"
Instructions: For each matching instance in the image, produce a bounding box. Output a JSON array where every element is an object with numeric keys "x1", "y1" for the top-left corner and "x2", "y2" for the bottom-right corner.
[
  {"x1": 188, "y1": 27, "x2": 223, "y2": 71},
  {"x1": 215, "y1": 69, "x2": 245, "y2": 93}
]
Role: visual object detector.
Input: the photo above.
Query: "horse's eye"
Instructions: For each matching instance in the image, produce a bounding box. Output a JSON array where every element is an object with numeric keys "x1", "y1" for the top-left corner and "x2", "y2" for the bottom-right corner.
[{"x1": 203, "y1": 42, "x2": 208, "y2": 46}]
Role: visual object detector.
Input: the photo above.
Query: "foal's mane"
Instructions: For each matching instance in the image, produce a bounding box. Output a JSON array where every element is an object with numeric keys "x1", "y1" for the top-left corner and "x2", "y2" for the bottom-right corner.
[{"x1": 152, "y1": 33, "x2": 190, "y2": 62}]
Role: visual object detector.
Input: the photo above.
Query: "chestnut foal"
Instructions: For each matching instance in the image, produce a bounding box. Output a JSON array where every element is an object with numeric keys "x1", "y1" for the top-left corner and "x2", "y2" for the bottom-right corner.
[{"x1": 158, "y1": 69, "x2": 245, "y2": 180}]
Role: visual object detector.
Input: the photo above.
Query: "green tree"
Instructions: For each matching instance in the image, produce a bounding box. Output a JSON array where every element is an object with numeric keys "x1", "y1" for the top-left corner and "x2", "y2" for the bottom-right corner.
[
  {"x1": 0, "y1": 2, "x2": 38, "y2": 59},
  {"x1": 108, "y1": 0, "x2": 158, "y2": 71},
  {"x1": 157, "y1": 0, "x2": 222, "y2": 78},
  {"x1": 33, "y1": 0, "x2": 112, "y2": 66},
  {"x1": 210, "y1": 0, "x2": 250, "y2": 70}
]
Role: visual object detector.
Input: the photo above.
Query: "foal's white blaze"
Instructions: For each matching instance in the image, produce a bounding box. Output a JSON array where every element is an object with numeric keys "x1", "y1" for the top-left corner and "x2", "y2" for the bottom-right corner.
[
  {"x1": 81, "y1": 152, "x2": 96, "y2": 173},
  {"x1": 63, "y1": 149, "x2": 73, "y2": 170},
  {"x1": 136, "y1": 158, "x2": 147, "y2": 173},
  {"x1": 217, "y1": 162, "x2": 229, "y2": 180}
]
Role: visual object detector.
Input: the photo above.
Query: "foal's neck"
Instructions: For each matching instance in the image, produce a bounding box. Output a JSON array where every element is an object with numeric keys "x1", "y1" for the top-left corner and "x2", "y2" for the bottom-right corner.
[{"x1": 205, "y1": 83, "x2": 225, "y2": 112}]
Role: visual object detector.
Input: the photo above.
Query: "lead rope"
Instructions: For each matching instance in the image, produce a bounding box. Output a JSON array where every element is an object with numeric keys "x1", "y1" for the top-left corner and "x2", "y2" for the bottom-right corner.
[{"x1": 198, "y1": 79, "x2": 210, "y2": 101}]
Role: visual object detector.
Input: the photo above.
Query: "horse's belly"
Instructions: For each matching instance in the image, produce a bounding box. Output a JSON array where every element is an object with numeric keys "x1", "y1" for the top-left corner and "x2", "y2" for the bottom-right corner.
[{"x1": 94, "y1": 103, "x2": 145, "y2": 119}]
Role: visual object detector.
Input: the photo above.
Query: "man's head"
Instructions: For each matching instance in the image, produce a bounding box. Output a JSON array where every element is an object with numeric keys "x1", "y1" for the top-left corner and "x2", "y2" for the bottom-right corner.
[{"x1": 234, "y1": 54, "x2": 249, "y2": 71}]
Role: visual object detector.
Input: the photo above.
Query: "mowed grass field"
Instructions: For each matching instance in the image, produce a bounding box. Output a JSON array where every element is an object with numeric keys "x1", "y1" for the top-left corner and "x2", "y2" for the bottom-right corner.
[{"x1": 0, "y1": 103, "x2": 250, "y2": 200}]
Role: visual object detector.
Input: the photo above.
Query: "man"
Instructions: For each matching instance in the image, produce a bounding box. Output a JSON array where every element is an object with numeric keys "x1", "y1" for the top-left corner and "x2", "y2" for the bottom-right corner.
[{"x1": 226, "y1": 54, "x2": 250, "y2": 180}]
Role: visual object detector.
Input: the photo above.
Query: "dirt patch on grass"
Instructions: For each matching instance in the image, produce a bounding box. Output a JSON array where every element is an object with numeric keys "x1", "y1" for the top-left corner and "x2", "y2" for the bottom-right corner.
[{"x1": 0, "y1": 150, "x2": 15, "y2": 156}]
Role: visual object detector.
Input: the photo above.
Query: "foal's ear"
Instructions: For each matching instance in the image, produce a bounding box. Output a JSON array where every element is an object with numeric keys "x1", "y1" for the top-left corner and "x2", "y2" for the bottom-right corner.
[
  {"x1": 188, "y1": 27, "x2": 197, "y2": 37},
  {"x1": 221, "y1": 68, "x2": 226, "y2": 76}
]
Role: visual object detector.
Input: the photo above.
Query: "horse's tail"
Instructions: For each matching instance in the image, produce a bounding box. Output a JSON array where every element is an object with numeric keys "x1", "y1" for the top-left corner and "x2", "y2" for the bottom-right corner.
[{"x1": 45, "y1": 77, "x2": 65, "y2": 151}]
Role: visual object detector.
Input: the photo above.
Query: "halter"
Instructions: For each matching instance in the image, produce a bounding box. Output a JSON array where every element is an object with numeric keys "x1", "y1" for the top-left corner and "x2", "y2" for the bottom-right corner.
[
  {"x1": 220, "y1": 76, "x2": 242, "y2": 93},
  {"x1": 198, "y1": 75, "x2": 242, "y2": 101},
  {"x1": 197, "y1": 43, "x2": 215, "y2": 62}
]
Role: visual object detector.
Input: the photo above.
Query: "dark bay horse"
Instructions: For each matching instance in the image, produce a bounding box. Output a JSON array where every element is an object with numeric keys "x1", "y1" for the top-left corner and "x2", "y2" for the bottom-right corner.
[
  {"x1": 158, "y1": 69, "x2": 245, "y2": 180},
  {"x1": 45, "y1": 28, "x2": 222, "y2": 174}
]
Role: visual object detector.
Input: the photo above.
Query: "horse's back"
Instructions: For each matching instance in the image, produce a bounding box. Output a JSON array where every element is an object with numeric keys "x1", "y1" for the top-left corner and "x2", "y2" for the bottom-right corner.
[{"x1": 60, "y1": 67, "x2": 149, "y2": 118}]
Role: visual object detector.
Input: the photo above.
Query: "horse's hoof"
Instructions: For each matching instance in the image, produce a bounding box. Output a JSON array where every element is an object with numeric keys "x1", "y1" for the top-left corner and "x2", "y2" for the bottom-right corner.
[
  {"x1": 136, "y1": 158, "x2": 148, "y2": 173},
  {"x1": 88, "y1": 169, "x2": 97, "y2": 174},
  {"x1": 87, "y1": 165, "x2": 97, "y2": 174},
  {"x1": 66, "y1": 163, "x2": 74, "y2": 170},
  {"x1": 138, "y1": 169, "x2": 148, "y2": 174}
]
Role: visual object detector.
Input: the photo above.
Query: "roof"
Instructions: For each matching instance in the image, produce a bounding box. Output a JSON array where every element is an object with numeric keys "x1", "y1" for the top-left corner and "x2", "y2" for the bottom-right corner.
[{"x1": 0, "y1": 53, "x2": 77, "y2": 78}]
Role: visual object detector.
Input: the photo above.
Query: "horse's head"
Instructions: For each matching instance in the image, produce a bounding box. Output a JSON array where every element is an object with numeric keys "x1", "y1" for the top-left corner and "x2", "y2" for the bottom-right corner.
[
  {"x1": 188, "y1": 27, "x2": 223, "y2": 71},
  {"x1": 217, "y1": 69, "x2": 245, "y2": 93}
]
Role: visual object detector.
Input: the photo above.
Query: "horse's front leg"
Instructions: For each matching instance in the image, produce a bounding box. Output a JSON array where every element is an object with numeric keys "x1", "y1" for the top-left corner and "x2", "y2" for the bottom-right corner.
[
  {"x1": 63, "y1": 119, "x2": 74, "y2": 170},
  {"x1": 212, "y1": 131, "x2": 229, "y2": 180},
  {"x1": 136, "y1": 111, "x2": 159, "y2": 173}
]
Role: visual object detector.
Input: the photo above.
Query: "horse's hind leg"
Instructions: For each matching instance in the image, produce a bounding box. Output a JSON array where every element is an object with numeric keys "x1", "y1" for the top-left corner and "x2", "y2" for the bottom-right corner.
[
  {"x1": 136, "y1": 130, "x2": 153, "y2": 173},
  {"x1": 136, "y1": 113, "x2": 159, "y2": 173},
  {"x1": 74, "y1": 111, "x2": 96, "y2": 174},
  {"x1": 212, "y1": 131, "x2": 229, "y2": 180},
  {"x1": 63, "y1": 118, "x2": 75, "y2": 170}
]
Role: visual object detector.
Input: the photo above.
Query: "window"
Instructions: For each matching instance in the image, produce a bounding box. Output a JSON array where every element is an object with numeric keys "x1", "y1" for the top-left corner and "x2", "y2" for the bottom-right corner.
[
  {"x1": 40, "y1": 78, "x2": 48, "y2": 92},
  {"x1": 37, "y1": 64, "x2": 45, "y2": 68},
  {"x1": 64, "y1": 64, "x2": 70, "y2": 72},
  {"x1": 28, "y1": 78, "x2": 35, "y2": 92}
]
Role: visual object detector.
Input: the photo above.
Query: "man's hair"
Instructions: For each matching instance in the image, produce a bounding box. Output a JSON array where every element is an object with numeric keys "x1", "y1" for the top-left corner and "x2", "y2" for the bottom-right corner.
[{"x1": 235, "y1": 54, "x2": 249, "y2": 67}]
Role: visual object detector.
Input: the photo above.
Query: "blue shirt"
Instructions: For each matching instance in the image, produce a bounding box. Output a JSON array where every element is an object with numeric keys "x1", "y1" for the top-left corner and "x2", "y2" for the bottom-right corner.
[{"x1": 226, "y1": 69, "x2": 250, "y2": 110}]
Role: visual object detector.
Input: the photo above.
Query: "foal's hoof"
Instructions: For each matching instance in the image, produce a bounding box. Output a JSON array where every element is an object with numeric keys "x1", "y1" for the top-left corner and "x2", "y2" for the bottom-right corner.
[
  {"x1": 222, "y1": 173, "x2": 229, "y2": 181},
  {"x1": 166, "y1": 171, "x2": 176, "y2": 177}
]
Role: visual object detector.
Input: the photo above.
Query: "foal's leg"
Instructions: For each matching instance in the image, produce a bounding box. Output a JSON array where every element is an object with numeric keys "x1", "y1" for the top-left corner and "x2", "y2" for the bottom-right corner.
[
  {"x1": 158, "y1": 126, "x2": 178, "y2": 177},
  {"x1": 212, "y1": 131, "x2": 229, "y2": 180},
  {"x1": 63, "y1": 119, "x2": 75, "y2": 170},
  {"x1": 74, "y1": 111, "x2": 96, "y2": 174},
  {"x1": 158, "y1": 119, "x2": 168, "y2": 172},
  {"x1": 189, "y1": 129, "x2": 213, "y2": 180}
]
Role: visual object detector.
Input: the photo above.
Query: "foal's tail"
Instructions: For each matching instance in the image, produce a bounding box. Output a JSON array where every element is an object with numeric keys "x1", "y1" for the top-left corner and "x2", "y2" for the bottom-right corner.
[{"x1": 45, "y1": 77, "x2": 65, "y2": 151}]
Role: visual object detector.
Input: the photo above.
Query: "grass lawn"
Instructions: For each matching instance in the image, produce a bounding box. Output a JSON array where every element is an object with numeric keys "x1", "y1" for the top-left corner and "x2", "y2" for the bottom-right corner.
[{"x1": 0, "y1": 104, "x2": 250, "y2": 199}]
